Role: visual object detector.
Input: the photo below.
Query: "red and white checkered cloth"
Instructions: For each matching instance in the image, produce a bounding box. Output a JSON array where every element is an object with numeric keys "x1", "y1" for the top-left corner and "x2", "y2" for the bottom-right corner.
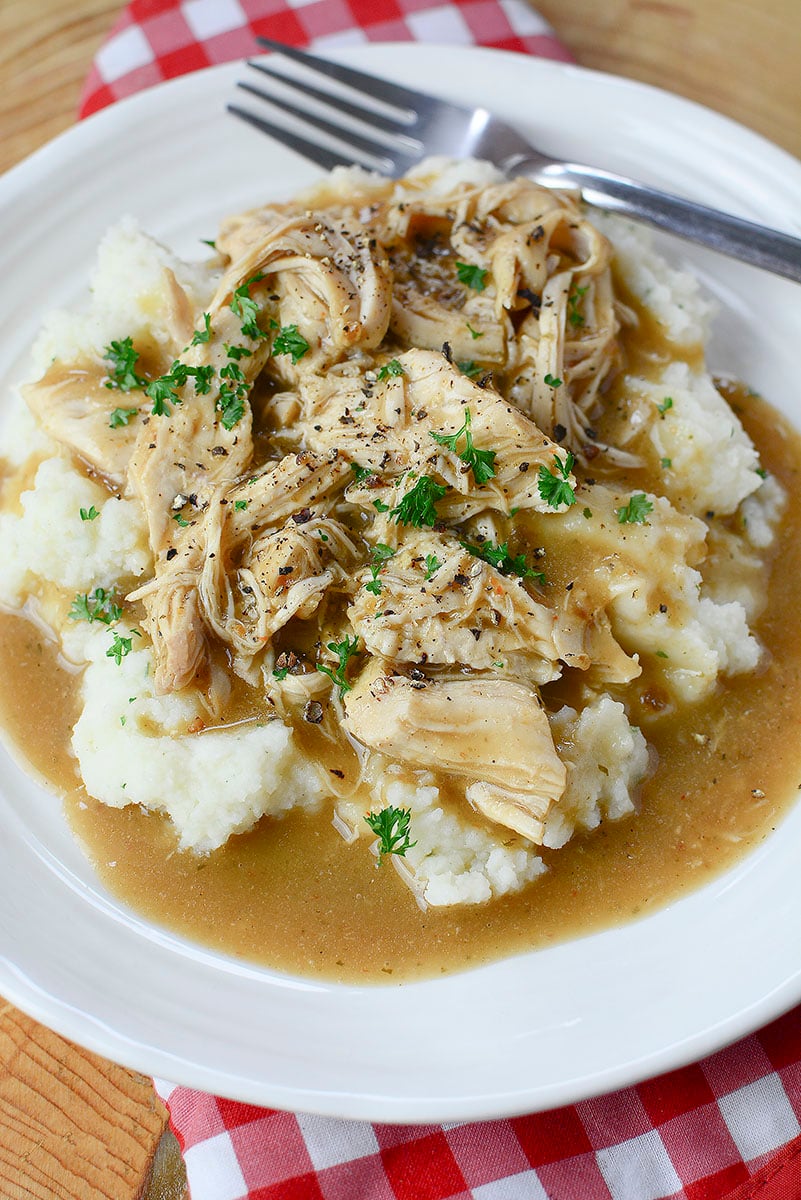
[{"x1": 81, "y1": 4, "x2": 801, "y2": 1197}]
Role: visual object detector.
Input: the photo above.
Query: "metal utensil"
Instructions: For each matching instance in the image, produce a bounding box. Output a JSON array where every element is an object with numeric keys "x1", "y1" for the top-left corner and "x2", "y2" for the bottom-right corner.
[{"x1": 228, "y1": 38, "x2": 801, "y2": 284}]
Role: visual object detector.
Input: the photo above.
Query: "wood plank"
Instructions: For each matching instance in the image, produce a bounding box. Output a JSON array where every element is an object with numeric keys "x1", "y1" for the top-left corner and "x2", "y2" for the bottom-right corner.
[
  {"x1": 536, "y1": 0, "x2": 801, "y2": 157},
  {"x1": 0, "y1": 1003, "x2": 169, "y2": 1199},
  {"x1": 0, "y1": 0, "x2": 120, "y2": 175}
]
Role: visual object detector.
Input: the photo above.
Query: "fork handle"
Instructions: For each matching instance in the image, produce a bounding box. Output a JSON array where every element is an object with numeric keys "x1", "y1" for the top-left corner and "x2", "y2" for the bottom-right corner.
[{"x1": 509, "y1": 157, "x2": 801, "y2": 284}]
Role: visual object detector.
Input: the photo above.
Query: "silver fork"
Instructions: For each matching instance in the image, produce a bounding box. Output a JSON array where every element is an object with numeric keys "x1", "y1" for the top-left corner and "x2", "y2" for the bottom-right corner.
[{"x1": 228, "y1": 38, "x2": 801, "y2": 285}]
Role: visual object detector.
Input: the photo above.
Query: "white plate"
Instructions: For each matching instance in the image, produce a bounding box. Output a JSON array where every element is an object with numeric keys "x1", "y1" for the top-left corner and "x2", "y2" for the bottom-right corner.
[{"x1": 1, "y1": 45, "x2": 801, "y2": 1123}]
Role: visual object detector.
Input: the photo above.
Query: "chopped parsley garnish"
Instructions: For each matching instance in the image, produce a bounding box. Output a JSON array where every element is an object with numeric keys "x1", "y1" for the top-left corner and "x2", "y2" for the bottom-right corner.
[
  {"x1": 272, "y1": 665, "x2": 290, "y2": 681},
  {"x1": 537, "y1": 452, "x2": 576, "y2": 509},
  {"x1": 200, "y1": 238, "x2": 217, "y2": 250},
  {"x1": 316, "y1": 635, "x2": 360, "y2": 696},
  {"x1": 146, "y1": 361, "x2": 212, "y2": 415},
  {"x1": 190, "y1": 364, "x2": 214, "y2": 394},
  {"x1": 230, "y1": 272, "x2": 266, "y2": 339},
  {"x1": 172, "y1": 511, "x2": 190, "y2": 527},
  {"x1": 69, "y1": 587, "x2": 122, "y2": 626},
  {"x1": 365, "y1": 543, "x2": 395, "y2": 596},
  {"x1": 456, "y1": 261, "x2": 489, "y2": 292},
  {"x1": 106, "y1": 631, "x2": 138, "y2": 665},
  {"x1": 218, "y1": 388, "x2": 245, "y2": 430},
  {"x1": 661, "y1": 457, "x2": 672, "y2": 469},
  {"x1": 349, "y1": 463, "x2": 374, "y2": 484},
  {"x1": 582, "y1": 506, "x2": 593, "y2": 519},
  {"x1": 273, "y1": 324, "x2": 310, "y2": 364},
  {"x1": 190, "y1": 313, "x2": 212, "y2": 345},
  {"x1": 755, "y1": 466, "x2": 768, "y2": 479},
  {"x1": 544, "y1": 373, "x2": 562, "y2": 388},
  {"x1": 79, "y1": 506, "x2": 99, "y2": 522},
  {"x1": 103, "y1": 337, "x2": 147, "y2": 391},
  {"x1": 466, "y1": 323, "x2": 483, "y2": 340},
  {"x1": 234, "y1": 499, "x2": 248, "y2": 512},
  {"x1": 424, "y1": 554, "x2": 441, "y2": 580},
  {"x1": 213, "y1": 360, "x2": 249, "y2": 430},
  {"x1": 364, "y1": 805, "x2": 416, "y2": 865},
  {"x1": 372, "y1": 499, "x2": 391, "y2": 513},
  {"x1": 430, "y1": 408, "x2": 497, "y2": 485},
  {"x1": 108, "y1": 406, "x2": 139, "y2": 429},
  {"x1": 225, "y1": 343, "x2": 253, "y2": 361},
  {"x1": 456, "y1": 360, "x2": 482, "y2": 379},
  {"x1": 390, "y1": 476, "x2": 447, "y2": 528},
  {"x1": 567, "y1": 284, "x2": 588, "y2": 328},
  {"x1": 656, "y1": 650, "x2": 669, "y2": 659},
  {"x1": 657, "y1": 396, "x2": 673, "y2": 414},
  {"x1": 376, "y1": 359, "x2": 404, "y2": 380},
  {"x1": 462, "y1": 539, "x2": 545, "y2": 584},
  {"x1": 616, "y1": 493, "x2": 654, "y2": 524}
]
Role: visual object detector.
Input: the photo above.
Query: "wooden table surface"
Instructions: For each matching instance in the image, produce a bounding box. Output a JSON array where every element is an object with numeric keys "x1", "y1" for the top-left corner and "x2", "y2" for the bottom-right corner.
[{"x1": 1, "y1": 1, "x2": 799, "y2": 1195}]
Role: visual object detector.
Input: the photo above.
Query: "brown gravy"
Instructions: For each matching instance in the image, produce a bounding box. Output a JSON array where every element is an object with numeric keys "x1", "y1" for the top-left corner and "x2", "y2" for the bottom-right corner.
[{"x1": 1, "y1": 393, "x2": 801, "y2": 983}]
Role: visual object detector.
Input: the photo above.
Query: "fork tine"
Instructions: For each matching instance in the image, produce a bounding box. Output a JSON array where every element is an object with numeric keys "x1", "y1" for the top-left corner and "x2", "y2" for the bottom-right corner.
[
  {"x1": 246, "y1": 58, "x2": 413, "y2": 136},
  {"x1": 226, "y1": 103, "x2": 354, "y2": 173},
  {"x1": 255, "y1": 37, "x2": 428, "y2": 116},
  {"x1": 234, "y1": 81, "x2": 398, "y2": 171}
]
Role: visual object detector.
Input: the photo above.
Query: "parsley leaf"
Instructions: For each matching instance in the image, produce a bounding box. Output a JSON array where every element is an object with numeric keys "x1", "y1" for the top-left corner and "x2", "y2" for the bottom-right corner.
[
  {"x1": 349, "y1": 463, "x2": 374, "y2": 484},
  {"x1": 69, "y1": 587, "x2": 122, "y2": 626},
  {"x1": 145, "y1": 361, "x2": 213, "y2": 416},
  {"x1": 316, "y1": 635, "x2": 360, "y2": 696},
  {"x1": 217, "y1": 385, "x2": 245, "y2": 430},
  {"x1": 424, "y1": 554, "x2": 441, "y2": 580},
  {"x1": 456, "y1": 360, "x2": 481, "y2": 379},
  {"x1": 456, "y1": 261, "x2": 489, "y2": 292},
  {"x1": 616, "y1": 493, "x2": 654, "y2": 524},
  {"x1": 364, "y1": 805, "x2": 416, "y2": 865},
  {"x1": 365, "y1": 543, "x2": 395, "y2": 596},
  {"x1": 234, "y1": 499, "x2": 248, "y2": 512},
  {"x1": 103, "y1": 338, "x2": 147, "y2": 391},
  {"x1": 79, "y1": 506, "x2": 99, "y2": 522},
  {"x1": 106, "y1": 630, "x2": 138, "y2": 665},
  {"x1": 461, "y1": 539, "x2": 545, "y2": 584},
  {"x1": 390, "y1": 476, "x2": 447, "y2": 528},
  {"x1": 230, "y1": 272, "x2": 266, "y2": 339},
  {"x1": 567, "y1": 284, "x2": 588, "y2": 328},
  {"x1": 273, "y1": 324, "x2": 310, "y2": 364},
  {"x1": 657, "y1": 396, "x2": 673, "y2": 414},
  {"x1": 108, "y1": 406, "x2": 139, "y2": 429},
  {"x1": 376, "y1": 359, "x2": 404, "y2": 380},
  {"x1": 466, "y1": 322, "x2": 483, "y2": 340},
  {"x1": 537, "y1": 452, "x2": 577, "y2": 509},
  {"x1": 543, "y1": 373, "x2": 562, "y2": 388},
  {"x1": 190, "y1": 313, "x2": 212, "y2": 345},
  {"x1": 430, "y1": 407, "x2": 497, "y2": 485}
]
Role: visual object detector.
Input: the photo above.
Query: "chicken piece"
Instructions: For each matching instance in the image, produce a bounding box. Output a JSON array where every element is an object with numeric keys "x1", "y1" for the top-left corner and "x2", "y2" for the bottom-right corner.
[
  {"x1": 344, "y1": 670, "x2": 566, "y2": 843},
  {"x1": 22, "y1": 361, "x2": 148, "y2": 489},
  {"x1": 348, "y1": 530, "x2": 563, "y2": 684},
  {"x1": 295, "y1": 348, "x2": 576, "y2": 520},
  {"x1": 202, "y1": 512, "x2": 359, "y2": 668},
  {"x1": 130, "y1": 449, "x2": 351, "y2": 690},
  {"x1": 216, "y1": 211, "x2": 392, "y2": 384}
]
